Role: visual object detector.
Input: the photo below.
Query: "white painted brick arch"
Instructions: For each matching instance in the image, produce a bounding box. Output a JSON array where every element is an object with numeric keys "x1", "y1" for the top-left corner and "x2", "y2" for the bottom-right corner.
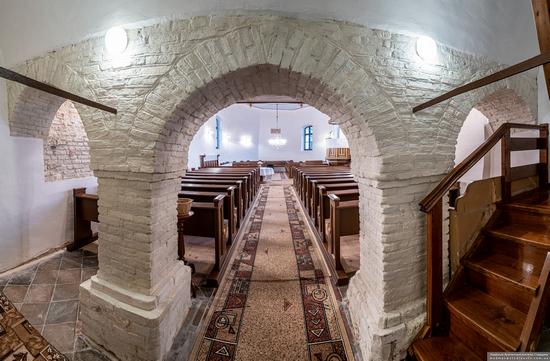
[{"x1": 6, "y1": 14, "x2": 538, "y2": 361}]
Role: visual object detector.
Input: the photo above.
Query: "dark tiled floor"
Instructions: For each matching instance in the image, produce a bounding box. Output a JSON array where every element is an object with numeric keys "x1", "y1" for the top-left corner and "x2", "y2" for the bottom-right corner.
[
  {"x1": 0, "y1": 248, "x2": 99, "y2": 360},
  {"x1": 1, "y1": 247, "x2": 217, "y2": 361}
]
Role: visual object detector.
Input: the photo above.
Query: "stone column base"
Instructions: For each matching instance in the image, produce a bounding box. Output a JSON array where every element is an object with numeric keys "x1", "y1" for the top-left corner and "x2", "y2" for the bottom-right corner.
[
  {"x1": 79, "y1": 263, "x2": 192, "y2": 361},
  {"x1": 347, "y1": 271, "x2": 425, "y2": 361}
]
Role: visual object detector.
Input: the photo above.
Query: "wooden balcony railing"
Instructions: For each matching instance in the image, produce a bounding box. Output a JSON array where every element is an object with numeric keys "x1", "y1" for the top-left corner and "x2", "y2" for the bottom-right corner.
[{"x1": 419, "y1": 122, "x2": 549, "y2": 335}]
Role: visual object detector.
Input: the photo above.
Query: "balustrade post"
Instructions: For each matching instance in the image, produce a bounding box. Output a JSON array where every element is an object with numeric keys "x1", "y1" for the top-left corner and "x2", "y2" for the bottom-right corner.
[
  {"x1": 426, "y1": 198, "x2": 443, "y2": 335},
  {"x1": 540, "y1": 124, "x2": 549, "y2": 188},
  {"x1": 501, "y1": 128, "x2": 512, "y2": 202}
]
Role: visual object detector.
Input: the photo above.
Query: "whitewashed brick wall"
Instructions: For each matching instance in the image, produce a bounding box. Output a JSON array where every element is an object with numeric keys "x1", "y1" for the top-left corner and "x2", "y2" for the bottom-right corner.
[
  {"x1": 44, "y1": 101, "x2": 93, "y2": 181},
  {"x1": 476, "y1": 88, "x2": 535, "y2": 132},
  {"x1": 6, "y1": 14, "x2": 538, "y2": 361}
]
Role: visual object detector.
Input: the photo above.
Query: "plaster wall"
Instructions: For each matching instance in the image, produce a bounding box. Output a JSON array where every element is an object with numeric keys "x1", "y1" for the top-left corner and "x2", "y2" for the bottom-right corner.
[
  {"x1": 0, "y1": 0, "x2": 539, "y2": 67},
  {"x1": 187, "y1": 104, "x2": 344, "y2": 168},
  {"x1": 0, "y1": 50, "x2": 97, "y2": 273}
]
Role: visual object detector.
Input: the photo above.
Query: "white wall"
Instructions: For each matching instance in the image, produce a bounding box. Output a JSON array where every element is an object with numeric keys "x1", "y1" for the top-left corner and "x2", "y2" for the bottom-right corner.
[
  {"x1": 0, "y1": 1, "x2": 538, "y2": 67},
  {"x1": 455, "y1": 108, "x2": 539, "y2": 193},
  {"x1": 187, "y1": 104, "x2": 260, "y2": 169},
  {"x1": 455, "y1": 109, "x2": 489, "y2": 184},
  {"x1": 257, "y1": 105, "x2": 332, "y2": 161},
  {"x1": 187, "y1": 104, "x2": 347, "y2": 168},
  {"x1": 0, "y1": 50, "x2": 98, "y2": 273}
]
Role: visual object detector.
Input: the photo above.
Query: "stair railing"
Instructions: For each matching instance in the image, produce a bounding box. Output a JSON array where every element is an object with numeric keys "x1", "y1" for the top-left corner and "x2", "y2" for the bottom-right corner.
[
  {"x1": 419, "y1": 122, "x2": 549, "y2": 336},
  {"x1": 520, "y1": 252, "x2": 550, "y2": 351}
]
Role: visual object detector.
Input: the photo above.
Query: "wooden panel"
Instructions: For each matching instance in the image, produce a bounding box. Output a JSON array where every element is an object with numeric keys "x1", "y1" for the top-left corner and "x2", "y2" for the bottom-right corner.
[
  {"x1": 510, "y1": 164, "x2": 540, "y2": 182},
  {"x1": 509, "y1": 137, "x2": 547, "y2": 151},
  {"x1": 449, "y1": 177, "x2": 500, "y2": 273},
  {"x1": 420, "y1": 123, "x2": 544, "y2": 212}
]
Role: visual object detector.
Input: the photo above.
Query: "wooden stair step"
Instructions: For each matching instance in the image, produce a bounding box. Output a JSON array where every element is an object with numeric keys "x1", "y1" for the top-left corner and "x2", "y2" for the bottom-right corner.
[
  {"x1": 504, "y1": 202, "x2": 550, "y2": 216},
  {"x1": 487, "y1": 223, "x2": 550, "y2": 249},
  {"x1": 446, "y1": 286, "x2": 526, "y2": 351},
  {"x1": 464, "y1": 252, "x2": 539, "y2": 293},
  {"x1": 411, "y1": 336, "x2": 482, "y2": 361}
]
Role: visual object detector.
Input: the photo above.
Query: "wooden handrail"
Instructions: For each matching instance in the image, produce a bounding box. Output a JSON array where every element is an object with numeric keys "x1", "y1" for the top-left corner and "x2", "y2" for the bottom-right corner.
[
  {"x1": 420, "y1": 123, "x2": 545, "y2": 212},
  {"x1": 0, "y1": 66, "x2": 117, "y2": 114},
  {"x1": 413, "y1": 52, "x2": 550, "y2": 113},
  {"x1": 421, "y1": 121, "x2": 549, "y2": 337},
  {"x1": 520, "y1": 251, "x2": 550, "y2": 351}
]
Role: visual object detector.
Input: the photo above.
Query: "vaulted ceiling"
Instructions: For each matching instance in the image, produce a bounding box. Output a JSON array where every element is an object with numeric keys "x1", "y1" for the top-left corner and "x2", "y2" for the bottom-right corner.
[{"x1": 0, "y1": 0, "x2": 539, "y2": 67}]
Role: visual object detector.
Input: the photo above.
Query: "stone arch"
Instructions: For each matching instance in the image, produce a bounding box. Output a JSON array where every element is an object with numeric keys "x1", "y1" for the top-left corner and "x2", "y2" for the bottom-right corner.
[
  {"x1": 152, "y1": 62, "x2": 389, "y2": 359},
  {"x1": 7, "y1": 56, "x2": 113, "y2": 173},
  {"x1": 11, "y1": 14, "x2": 532, "y2": 361},
  {"x1": 154, "y1": 64, "x2": 381, "y2": 177},
  {"x1": 474, "y1": 88, "x2": 535, "y2": 132},
  {"x1": 9, "y1": 87, "x2": 65, "y2": 138},
  {"x1": 425, "y1": 74, "x2": 537, "y2": 177},
  {"x1": 80, "y1": 20, "x2": 406, "y2": 361}
]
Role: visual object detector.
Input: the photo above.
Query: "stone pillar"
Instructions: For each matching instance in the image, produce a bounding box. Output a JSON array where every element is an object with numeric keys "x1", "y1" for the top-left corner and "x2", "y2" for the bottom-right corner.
[
  {"x1": 79, "y1": 170, "x2": 191, "y2": 361},
  {"x1": 346, "y1": 181, "x2": 426, "y2": 361}
]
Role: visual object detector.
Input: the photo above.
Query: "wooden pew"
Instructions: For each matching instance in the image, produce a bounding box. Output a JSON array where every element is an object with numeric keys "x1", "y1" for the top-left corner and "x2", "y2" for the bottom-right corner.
[
  {"x1": 70, "y1": 188, "x2": 99, "y2": 251},
  {"x1": 188, "y1": 168, "x2": 259, "y2": 205},
  {"x1": 328, "y1": 194, "x2": 360, "y2": 285},
  {"x1": 301, "y1": 172, "x2": 352, "y2": 200},
  {"x1": 179, "y1": 189, "x2": 237, "y2": 245},
  {"x1": 306, "y1": 176, "x2": 355, "y2": 212},
  {"x1": 180, "y1": 183, "x2": 237, "y2": 241},
  {"x1": 184, "y1": 173, "x2": 253, "y2": 210},
  {"x1": 181, "y1": 177, "x2": 245, "y2": 223},
  {"x1": 295, "y1": 167, "x2": 350, "y2": 195},
  {"x1": 190, "y1": 166, "x2": 259, "y2": 187},
  {"x1": 184, "y1": 173, "x2": 250, "y2": 200},
  {"x1": 180, "y1": 194, "x2": 226, "y2": 286},
  {"x1": 318, "y1": 188, "x2": 359, "y2": 242},
  {"x1": 199, "y1": 154, "x2": 220, "y2": 168}
]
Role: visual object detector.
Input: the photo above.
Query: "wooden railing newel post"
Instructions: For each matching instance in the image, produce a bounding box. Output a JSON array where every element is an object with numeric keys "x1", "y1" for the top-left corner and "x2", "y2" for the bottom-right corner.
[{"x1": 426, "y1": 198, "x2": 443, "y2": 335}]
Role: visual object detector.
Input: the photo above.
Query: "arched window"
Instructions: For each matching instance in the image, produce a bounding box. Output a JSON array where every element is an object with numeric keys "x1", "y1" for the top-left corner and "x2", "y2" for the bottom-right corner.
[{"x1": 303, "y1": 125, "x2": 313, "y2": 151}]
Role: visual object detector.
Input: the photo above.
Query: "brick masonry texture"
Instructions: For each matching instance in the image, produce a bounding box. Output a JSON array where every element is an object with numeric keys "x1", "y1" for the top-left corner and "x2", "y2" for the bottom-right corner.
[
  {"x1": 44, "y1": 101, "x2": 93, "y2": 181},
  {"x1": 5, "y1": 14, "x2": 538, "y2": 361}
]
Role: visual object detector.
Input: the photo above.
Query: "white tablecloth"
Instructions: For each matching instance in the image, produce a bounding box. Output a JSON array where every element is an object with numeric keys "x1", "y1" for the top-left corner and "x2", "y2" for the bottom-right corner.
[{"x1": 259, "y1": 167, "x2": 275, "y2": 177}]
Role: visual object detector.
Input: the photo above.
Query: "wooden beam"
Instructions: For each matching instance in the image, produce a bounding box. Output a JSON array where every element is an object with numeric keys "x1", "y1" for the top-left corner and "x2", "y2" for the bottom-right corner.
[
  {"x1": 0, "y1": 66, "x2": 117, "y2": 114},
  {"x1": 413, "y1": 52, "x2": 550, "y2": 113},
  {"x1": 532, "y1": 0, "x2": 550, "y2": 100}
]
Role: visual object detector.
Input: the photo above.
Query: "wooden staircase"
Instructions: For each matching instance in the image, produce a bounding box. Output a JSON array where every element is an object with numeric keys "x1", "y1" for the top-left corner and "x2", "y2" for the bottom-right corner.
[{"x1": 411, "y1": 123, "x2": 550, "y2": 360}]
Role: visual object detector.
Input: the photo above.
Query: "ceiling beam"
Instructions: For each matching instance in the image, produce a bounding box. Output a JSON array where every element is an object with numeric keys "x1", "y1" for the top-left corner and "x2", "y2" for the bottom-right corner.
[
  {"x1": 0, "y1": 66, "x2": 117, "y2": 114},
  {"x1": 532, "y1": 0, "x2": 550, "y2": 100},
  {"x1": 413, "y1": 52, "x2": 550, "y2": 113}
]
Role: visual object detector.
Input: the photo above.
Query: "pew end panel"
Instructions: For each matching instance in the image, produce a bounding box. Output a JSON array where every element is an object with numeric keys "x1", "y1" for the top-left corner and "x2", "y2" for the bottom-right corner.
[
  {"x1": 184, "y1": 195, "x2": 226, "y2": 287},
  {"x1": 70, "y1": 188, "x2": 99, "y2": 252},
  {"x1": 328, "y1": 194, "x2": 360, "y2": 285}
]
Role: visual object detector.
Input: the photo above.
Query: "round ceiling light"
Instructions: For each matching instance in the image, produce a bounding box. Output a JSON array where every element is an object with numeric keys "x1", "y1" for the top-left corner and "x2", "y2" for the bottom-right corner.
[
  {"x1": 105, "y1": 26, "x2": 128, "y2": 55},
  {"x1": 416, "y1": 36, "x2": 438, "y2": 63}
]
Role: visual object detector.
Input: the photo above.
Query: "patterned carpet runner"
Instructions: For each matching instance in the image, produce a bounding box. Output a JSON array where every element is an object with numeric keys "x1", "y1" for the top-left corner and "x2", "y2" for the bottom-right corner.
[
  {"x1": 0, "y1": 291, "x2": 67, "y2": 360},
  {"x1": 190, "y1": 176, "x2": 354, "y2": 360}
]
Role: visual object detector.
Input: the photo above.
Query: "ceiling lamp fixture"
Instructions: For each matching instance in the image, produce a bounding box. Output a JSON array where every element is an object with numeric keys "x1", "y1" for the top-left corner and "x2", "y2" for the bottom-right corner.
[
  {"x1": 105, "y1": 26, "x2": 128, "y2": 55},
  {"x1": 416, "y1": 36, "x2": 438, "y2": 64},
  {"x1": 268, "y1": 104, "x2": 287, "y2": 148}
]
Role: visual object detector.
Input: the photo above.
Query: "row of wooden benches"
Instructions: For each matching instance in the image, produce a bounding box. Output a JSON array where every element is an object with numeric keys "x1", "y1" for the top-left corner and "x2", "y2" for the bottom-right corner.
[
  {"x1": 179, "y1": 167, "x2": 261, "y2": 285},
  {"x1": 72, "y1": 166, "x2": 261, "y2": 287},
  {"x1": 289, "y1": 164, "x2": 360, "y2": 285}
]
